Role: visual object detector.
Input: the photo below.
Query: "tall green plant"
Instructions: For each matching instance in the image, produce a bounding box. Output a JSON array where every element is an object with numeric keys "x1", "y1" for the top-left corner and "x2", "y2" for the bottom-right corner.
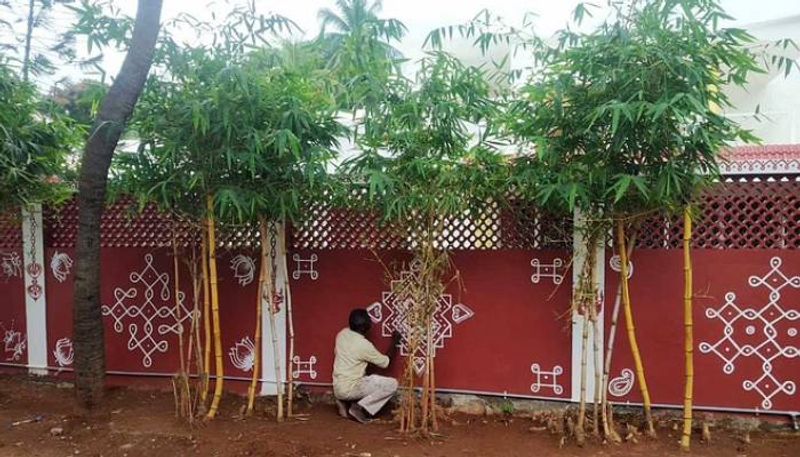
[
  {"x1": 341, "y1": 52, "x2": 508, "y2": 433},
  {"x1": 114, "y1": 10, "x2": 343, "y2": 419},
  {"x1": 503, "y1": 0, "x2": 796, "y2": 447}
]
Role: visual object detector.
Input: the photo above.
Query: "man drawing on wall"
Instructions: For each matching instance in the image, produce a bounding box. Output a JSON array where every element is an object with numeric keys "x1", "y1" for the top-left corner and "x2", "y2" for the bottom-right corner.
[{"x1": 333, "y1": 307, "x2": 401, "y2": 423}]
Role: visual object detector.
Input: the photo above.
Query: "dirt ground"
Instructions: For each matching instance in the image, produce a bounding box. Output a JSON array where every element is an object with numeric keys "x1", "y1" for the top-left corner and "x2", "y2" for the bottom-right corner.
[{"x1": 0, "y1": 377, "x2": 797, "y2": 457}]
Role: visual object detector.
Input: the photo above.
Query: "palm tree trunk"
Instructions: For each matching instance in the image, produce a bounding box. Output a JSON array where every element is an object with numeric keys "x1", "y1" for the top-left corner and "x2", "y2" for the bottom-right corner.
[
  {"x1": 22, "y1": 0, "x2": 35, "y2": 82},
  {"x1": 681, "y1": 208, "x2": 694, "y2": 451},
  {"x1": 280, "y1": 226, "x2": 296, "y2": 417},
  {"x1": 72, "y1": 0, "x2": 163, "y2": 410},
  {"x1": 616, "y1": 220, "x2": 655, "y2": 436}
]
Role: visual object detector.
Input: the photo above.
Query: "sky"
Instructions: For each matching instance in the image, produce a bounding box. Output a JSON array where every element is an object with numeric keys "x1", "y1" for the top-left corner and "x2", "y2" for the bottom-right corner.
[{"x1": 4, "y1": 0, "x2": 800, "y2": 89}]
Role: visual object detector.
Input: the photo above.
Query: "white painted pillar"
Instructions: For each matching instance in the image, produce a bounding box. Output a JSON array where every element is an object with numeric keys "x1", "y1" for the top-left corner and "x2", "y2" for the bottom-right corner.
[
  {"x1": 21, "y1": 204, "x2": 48, "y2": 375},
  {"x1": 260, "y1": 222, "x2": 287, "y2": 395},
  {"x1": 570, "y1": 210, "x2": 605, "y2": 403}
]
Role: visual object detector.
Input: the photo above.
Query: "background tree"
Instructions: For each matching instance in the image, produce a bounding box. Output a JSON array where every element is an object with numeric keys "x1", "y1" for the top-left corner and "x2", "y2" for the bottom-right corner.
[
  {"x1": 341, "y1": 52, "x2": 508, "y2": 434},
  {"x1": 317, "y1": 0, "x2": 406, "y2": 109},
  {"x1": 72, "y1": 0, "x2": 163, "y2": 410},
  {"x1": 0, "y1": 61, "x2": 75, "y2": 213}
]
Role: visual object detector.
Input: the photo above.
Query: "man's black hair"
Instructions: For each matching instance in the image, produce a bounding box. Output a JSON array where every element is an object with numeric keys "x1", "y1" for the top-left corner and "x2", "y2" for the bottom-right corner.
[{"x1": 349, "y1": 308, "x2": 371, "y2": 334}]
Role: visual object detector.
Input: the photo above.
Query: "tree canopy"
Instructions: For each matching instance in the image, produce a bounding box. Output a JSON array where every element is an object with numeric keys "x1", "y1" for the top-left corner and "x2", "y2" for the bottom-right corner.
[{"x1": 0, "y1": 62, "x2": 75, "y2": 212}]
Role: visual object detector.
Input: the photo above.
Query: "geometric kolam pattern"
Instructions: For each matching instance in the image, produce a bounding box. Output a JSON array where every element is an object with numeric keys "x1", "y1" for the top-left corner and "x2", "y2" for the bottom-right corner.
[
  {"x1": 699, "y1": 257, "x2": 799, "y2": 410},
  {"x1": 368, "y1": 260, "x2": 475, "y2": 375},
  {"x1": 530, "y1": 363, "x2": 564, "y2": 396},
  {"x1": 530, "y1": 257, "x2": 565, "y2": 285},
  {"x1": 291, "y1": 355, "x2": 318, "y2": 379},
  {"x1": 101, "y1": 254, "x2": 198, "y2": 368}
]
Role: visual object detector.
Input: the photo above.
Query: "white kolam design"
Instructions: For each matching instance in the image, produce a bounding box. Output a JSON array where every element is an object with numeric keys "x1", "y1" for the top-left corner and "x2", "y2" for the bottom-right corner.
[
  {"x1": 101, "y1": 253, "x2": 198, "y2": 367},
  {"x1": 229, "y1": 336, "x2": 256, "y2": 372},
  {"x1": 229, "y1": 254, "x2": 256, "y2": 287},
  {"x1": 50, "y1": 251, "x2": 74, "y2": 283},
  {"x1": 292, "y1": 253, "x2": 319, "y2": 280},
  {"x1": 699, "y1": 256, "x2": 800, "y2": 410},
  {"x1": 530, "y1": 258, "x2": 565, "y2": 285},
  {"x1": 609, "y1": 254, "x2": 634, "y2": 279},
  {"x1": 530, "y1": 363, "x2": 564, "y2": 395},
  {"x1": 53, "y1": 337, "x2": 74, "y2": 367},
  {"x1": 291, "y1": 355, "x2": 318, "y2": 379},
  {"x1": 1, "y1": 321, "x2": 26, "y2": 362},
  {"x1": 608, "y1": 368, "x2": 635, "y2": 397},
  {"x1": 369, "y1": 260, "x2": 475, "y2": 375},
  {"x1": 1, "y1": 251, "x2": 22, "y2": 280}
]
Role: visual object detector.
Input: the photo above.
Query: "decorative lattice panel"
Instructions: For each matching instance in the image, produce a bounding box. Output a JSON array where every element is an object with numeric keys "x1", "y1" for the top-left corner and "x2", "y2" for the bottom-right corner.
[
  {"x1": 637, "y1": 178, "x2": 800, "y2": 250},
  {"x1": 45, "y1": 198, "x2": 200, "y2": 249},
  {"x1": 44, "y1": 198, "x2": 261, "y2": 250},
  {"x1": 0, "y1": 212, "x2": 22, "y2": 249},
  {"x1": 290, "y1": 198, "x2": 571, "y2": 251},
  {"x1": 37, "y1": 178, "x2": 798, "y2": 252}
]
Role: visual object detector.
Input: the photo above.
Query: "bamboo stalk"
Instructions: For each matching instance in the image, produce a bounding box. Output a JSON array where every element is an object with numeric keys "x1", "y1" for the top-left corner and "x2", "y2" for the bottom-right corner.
[
  {"x1": 429, "y1": 349, "x2": 438, "y2": 431},
  {"x1": 172, "y1": 229, "x2": 189, "y2": 419},
  {"x1": 601, "y1": 228, "x2": 638, "y2": 443},
  {"x1": 281, "y1": 225, "x2": 296, "y2": 417},
  {"x1": 200, "y1": 226, "x2": 212, "y2": 404},
  {"x1": 265, "y1": 221, "x2": 284, "y2": 421},
  {"x1": 187, "y1": 247, "x2": 204, "y2": 418},
  {"x1": 681, "y1": 208, "x2": 694, "y2": 451},
  {"x1": 616, "y1": 220, "x2": 655, "y2": 436},
  {"x1": 420, "y1": 315, "x2": 431, "y2": 433},
  {"x1": 205, "y1": 194, "x2": 225, "y2": 420},
  {"x1": 247, "y1": 221, "x2": 268, "y2": 415},
  {"x1": 591, "y1": 298, "x2": 601, "y2": 437},
  {"x1": 575, "y1": 233, "x2": 597, "y2": 446}
]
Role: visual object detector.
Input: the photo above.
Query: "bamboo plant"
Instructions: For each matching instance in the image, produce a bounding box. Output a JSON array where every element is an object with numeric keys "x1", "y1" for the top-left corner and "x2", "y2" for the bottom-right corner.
[
  {"x1": 340, "y1": 52, "x2": 509, "y2": 434},
  {"x1": 112, "y1": 5, "x2": 341, "y2": 421}
]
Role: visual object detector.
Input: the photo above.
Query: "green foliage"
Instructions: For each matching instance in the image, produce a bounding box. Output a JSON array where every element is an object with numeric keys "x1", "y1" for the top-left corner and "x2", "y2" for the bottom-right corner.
[
  {"x1": 341, "y1": 52, "x2": 509, "y2": 230},
  {"x1": 49, "y1": 79, "x2": 109, "y2": 127},
  {"x1": 0, "y1": 63, "x2": 75, "y2": 212},
  {"x1": 503, "y1": 0, "x2": 797, "y2": 218},
  {"x1": 113, "y1": 9, "x2": 344, "y2": 226},
  {"x1": 317, "y1": 0, "x2": 407, "y2": 110}
]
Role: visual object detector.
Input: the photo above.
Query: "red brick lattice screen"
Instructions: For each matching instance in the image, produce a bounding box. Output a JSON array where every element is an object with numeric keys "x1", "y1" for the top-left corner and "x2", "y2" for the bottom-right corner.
[
  {"x1": 44, "y1": 198, "x2": 262, "y2": 251},
  {"x1": 0, "y1": 213, "x2": 22, "y2": 249},
  {"x1": 636, "y1": 178, "x2": 800, "y2": 249},
  {"x1": 289, "y1": 199, "x2": 572, "y2": 251},
  {"x1": 18, "y1": 178, "x2": 799, "y2": 252}
]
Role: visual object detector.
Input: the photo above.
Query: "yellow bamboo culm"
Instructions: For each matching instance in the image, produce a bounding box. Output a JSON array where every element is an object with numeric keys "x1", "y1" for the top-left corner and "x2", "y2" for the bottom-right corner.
[
  {"x1": 616, "y1": 220, "x2": 655, "y2": 437},
  {"x1": 200, "y1": 227, "x2": 212, "y2": 403},
  {"x1": 246, "y1": 221, "x2": 268, "y2": 415},
  {"x1": 281, "y1": 226, "x2": 296, "y2": 417},
  {"x1": 681, "y1": 208, "x2": 694, "y2": 451},
  {"x1": 205, "y1": 194, "x2": 225, "y2": 420}
]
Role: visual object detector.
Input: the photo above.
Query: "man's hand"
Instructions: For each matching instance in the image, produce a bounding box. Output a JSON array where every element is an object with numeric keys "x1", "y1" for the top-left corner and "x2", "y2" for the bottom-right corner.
[{"x1": 387, "y1": 331, "x2": 401, "y2": 362}]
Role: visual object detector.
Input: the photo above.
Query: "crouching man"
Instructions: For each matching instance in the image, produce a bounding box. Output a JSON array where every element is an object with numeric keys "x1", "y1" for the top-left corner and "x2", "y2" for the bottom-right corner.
[{"x1": 333, "y1": 307, "x2": 400, "y2": 423}]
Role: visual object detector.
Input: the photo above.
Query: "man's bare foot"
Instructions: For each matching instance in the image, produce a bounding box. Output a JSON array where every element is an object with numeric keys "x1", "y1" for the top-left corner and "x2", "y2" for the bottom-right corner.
[
  {"x1": 335, "y1": 399, "x2": 349, "y2": 419},
  {"x1": 348, "y1": 404, "x2": 370, "y2": 424}
]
